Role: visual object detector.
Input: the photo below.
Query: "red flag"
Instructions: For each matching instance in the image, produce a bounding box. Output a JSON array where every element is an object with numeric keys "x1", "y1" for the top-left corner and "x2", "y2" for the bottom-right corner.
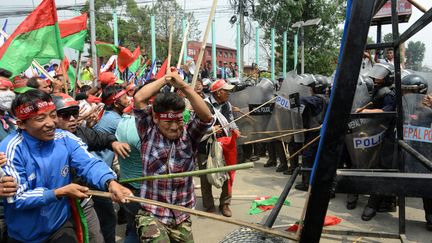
[
  {"x1": 217, "y1": 132, "x2": 238, "y2": 193},
  {"x1": 59, "y1": 13, "x2": 87, "y2": 38},
  {"x1": 155, "y1": 58, "x2": 168, "y2": 80},
  {"x1": 118, "y1": 46, "x2": 140, "y2": 73}
]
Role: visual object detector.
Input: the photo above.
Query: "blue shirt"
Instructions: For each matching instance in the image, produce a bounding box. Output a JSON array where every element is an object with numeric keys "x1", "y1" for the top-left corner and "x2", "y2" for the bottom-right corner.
[
  {"x1": 0, "y1": 129, "x2": 116, "y2": 242},
  {"x1": 115, "y1": 114, "x2": 142, "y2": 189},
  {"x1": 93, "y1": 110, "x2": 122, "y2": 167}
]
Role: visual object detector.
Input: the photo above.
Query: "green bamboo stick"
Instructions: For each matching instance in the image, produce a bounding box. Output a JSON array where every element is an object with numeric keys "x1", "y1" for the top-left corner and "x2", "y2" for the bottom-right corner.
[{"x1": 120, "y1": 162, "x2": 254, "y2": 184}]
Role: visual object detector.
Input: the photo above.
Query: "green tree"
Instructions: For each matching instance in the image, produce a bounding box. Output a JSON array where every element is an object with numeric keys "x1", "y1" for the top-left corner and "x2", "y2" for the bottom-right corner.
[
  {"x1": 405, "y1": 41, "x2": 426, "y2": 71},
  {"x1": 82, "y1": 0, "x2": 200, "y2": 63},
  {"x1": 253, "y1": 0, "x2": 345, "y2": 76}
]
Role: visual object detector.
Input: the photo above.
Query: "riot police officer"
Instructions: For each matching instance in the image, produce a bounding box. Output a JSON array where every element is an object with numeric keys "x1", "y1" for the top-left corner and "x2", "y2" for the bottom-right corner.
[
  {"x1": 358, "y1": 62, "x2": 397, "y2": 221},
  {"x1": 401, "y1": 73, "x2": 432, "y2": 230},
  {"x1": 295, "y1": 74, "x2": 329, "y2": 191}
]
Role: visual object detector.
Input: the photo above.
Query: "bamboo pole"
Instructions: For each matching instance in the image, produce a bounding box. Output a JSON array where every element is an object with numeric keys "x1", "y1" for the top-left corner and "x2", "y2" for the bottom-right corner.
[
  {"x1": 208, "y1": 95, "x2": 279, "y2": 138},
  {"x1": 177, "y1": 22, "x2": 190, "y2": 69},
  {"x1": 243, "y1": 126, "x2": 322, "y2": 145},
  {"x1": 191, "y1": 0, "x2": 218, "y2": 89},
  {"x1": 355, "y1": 101, "x2": 372, "y2": 113},
  {"x1": 287, "y1": 135, "x2": 320, "y2": 161},
  {"x1": 250, "y1": 127, "x2": 320, "y2": 135},
  {"x1": 0, "y1": 29, "x2": 55, "y2": 82},
  {"x1": 120, "y1": 162, "x2": 254, "y2": 184},
  {"x1": 407, "y1": 0, "x2": 428, "y2": 13},
  {"x1": 167, "y1": 17, "x2": 174, "y2": 72},
  {"x1": 73, "y1": 52, "x2": 82, "y2": 98},
  {"x1": 86, "y1": 190, "x2": 297, "y2": 241},
  {"x1": 295, "y1": 186, "x2": 312, "y2": 239}
]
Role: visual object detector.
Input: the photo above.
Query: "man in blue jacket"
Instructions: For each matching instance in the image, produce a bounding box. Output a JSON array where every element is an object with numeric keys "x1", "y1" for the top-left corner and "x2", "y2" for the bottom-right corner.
[{"x1": 0, "y1": 89, "x2": 132, "y2": 243}]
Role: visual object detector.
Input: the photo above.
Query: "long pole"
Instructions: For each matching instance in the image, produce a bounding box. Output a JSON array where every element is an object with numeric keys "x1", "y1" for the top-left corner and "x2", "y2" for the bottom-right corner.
[
  {"x1": 87, "y1": 190, "x2": 297, "y2": 241},
  {"x1": 167, "y1": 17, "x2": 174, "y2": 70},
  {"x1": 120, "y1": 162, "x2": 254, "y2": 184},
  {"x1": 72, "y1": 51, "x2": 82, "y2": 98},
  {"x1": 271, "y1": 28, "x2": 275, "y2": 81},
  {"x1": 255, "y1": 26, "x2": 259, "y2": 69},
  {"x1": 239, "y1": 0, "x2": 245, "y2": 77},
  {"x1": 89, "y1": 0, "x2": 98, "y2": 83},
  {"x1": 113, "y1": 1, "x2": 119, "y2": 75},
  {"x1": 243, "y1": 126, "x2": 322, "y2": 145},
  {"x1": 191, "y1": 0, "x2": 218, "y2": 89},
  {"x1": 182, "y1": 17, "x2": 188, "y2": 65},
  {"x1": 236, "y1": 22, "x2": 241, "y2": 79},
  {"x1": 294, "y1": 31, "x2": 298, "y2": 73},
  {"x1": 301, "y1": 26, "x2": 305, "y2": 74},
  {"x1": 283, "y1": 31, "x2": 287, "y2": 79},
  {"x1": 212, "y1": 18, "x2": 217, "y2": 79},
  {"x1": 151, "y1": 15, "x2": 156, "y2": 63}
]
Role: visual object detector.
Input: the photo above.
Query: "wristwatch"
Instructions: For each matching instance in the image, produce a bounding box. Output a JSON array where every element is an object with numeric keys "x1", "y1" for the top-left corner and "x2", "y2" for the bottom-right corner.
[{"x1": 105, "y1": 178, "x2": 117, "y2": 191}]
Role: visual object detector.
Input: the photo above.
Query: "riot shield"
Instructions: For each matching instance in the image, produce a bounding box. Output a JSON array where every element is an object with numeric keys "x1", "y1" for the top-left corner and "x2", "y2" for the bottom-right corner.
[
  {"x1": 402, "y1": 93, "x2": 432, "y2": 173},
  {"x1": 344, "y1": 79, "x2": 385, "y2": 169},
  {"x1": 229, "y1": 86, "x2": 275, "y2": 144},
  {"x1": 265, "y1": 71, "x2": 311, "y2": 143}
]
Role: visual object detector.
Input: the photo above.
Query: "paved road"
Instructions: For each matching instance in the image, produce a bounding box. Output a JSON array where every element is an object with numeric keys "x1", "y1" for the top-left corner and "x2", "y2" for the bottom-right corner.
[{"x1": 116, "y1": 158, "x2": 431, "y2": 242}]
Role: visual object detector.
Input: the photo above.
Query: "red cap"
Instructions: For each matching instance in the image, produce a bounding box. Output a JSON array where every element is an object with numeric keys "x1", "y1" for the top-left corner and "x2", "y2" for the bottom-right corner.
[
  {"x1": 210, "y1": 79, "x2": 235, "y2": 93},
  {"x1": 99, "y1": 72, "x2": 118, "y2": 86}
]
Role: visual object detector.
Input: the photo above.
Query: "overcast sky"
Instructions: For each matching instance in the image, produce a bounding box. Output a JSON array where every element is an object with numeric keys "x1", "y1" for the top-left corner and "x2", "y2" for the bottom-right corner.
[{"x1": 1, "y1": 0, "x2": 432, "y2": 69}]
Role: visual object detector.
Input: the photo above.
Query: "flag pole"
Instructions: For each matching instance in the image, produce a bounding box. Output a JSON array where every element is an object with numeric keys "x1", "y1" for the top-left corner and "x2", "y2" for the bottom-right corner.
[
  {"x1": 167, "y1": 17, "x2": 174, "y2": 71},
  {"x1": 0, "y1": 29, "x2": 55, "y2": 82},
  {"x1": 191, "y1": 0, "x2": 218, "y2": 89},
  {"x1": 61, "y1": 61, "x2": 69, "y2": 94},
  {"x1": 73, "y1": 51, "x2": 82, "y2": 98}
]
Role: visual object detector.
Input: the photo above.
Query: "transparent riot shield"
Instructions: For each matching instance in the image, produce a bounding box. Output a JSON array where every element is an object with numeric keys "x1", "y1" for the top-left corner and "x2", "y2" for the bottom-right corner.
[
  {"x1": 265, "y1": 71, "x2": 311, "y2": 143},
  {"x1": 402, "y1": 93, "x2": 432, "y2": 173},
  {"x1": 344, "y1": 79, "x2": 386, "y2": 169},
  {"x1": 229, "y1": 86, "x2": 275, "y2": 144}
]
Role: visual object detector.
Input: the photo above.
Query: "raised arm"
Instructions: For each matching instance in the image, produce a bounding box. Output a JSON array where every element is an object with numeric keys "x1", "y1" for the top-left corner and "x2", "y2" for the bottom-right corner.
[
  {"x1": 134, "y1": 76, "x2": 167, "y2": 109},
  {"x1": 166, "y1": 68, "x2": 213, "y2": 123}
]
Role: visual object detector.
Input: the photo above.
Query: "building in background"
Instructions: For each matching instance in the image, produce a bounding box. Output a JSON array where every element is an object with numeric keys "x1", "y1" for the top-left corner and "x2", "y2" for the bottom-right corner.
[{"x1": 187, "y1": 41, "x2": 237, "y2": 68}]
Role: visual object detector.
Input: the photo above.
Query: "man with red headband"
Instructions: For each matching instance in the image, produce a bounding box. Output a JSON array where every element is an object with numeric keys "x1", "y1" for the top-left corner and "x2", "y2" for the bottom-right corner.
[
  {"x1": 133, "y1": 68, "x2": 213, "y2": 242},
  {"x1": 0, "y1": 89, "x2": 132, "y2": 242}
]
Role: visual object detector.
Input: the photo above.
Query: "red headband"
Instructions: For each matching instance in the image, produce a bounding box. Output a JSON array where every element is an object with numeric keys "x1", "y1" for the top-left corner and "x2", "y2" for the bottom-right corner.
[
  {"x1": 104, "y1": 89, "x2": 127, "y2": 105},
  {"x1": 155, "y1": 111, "x2": 183, "y2": 121},
  {"x1": 0, "y1": 77, "x2": 12, "y2": 89},
  {"x1": 15, "y1": 100, "x2": 56, "y2": 120}
]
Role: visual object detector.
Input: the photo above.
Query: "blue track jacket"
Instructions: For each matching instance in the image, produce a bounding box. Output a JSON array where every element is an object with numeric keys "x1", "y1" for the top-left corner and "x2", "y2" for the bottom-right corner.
[{"x1": 0, "y1": 129, "x2": 117, "y2": 242}]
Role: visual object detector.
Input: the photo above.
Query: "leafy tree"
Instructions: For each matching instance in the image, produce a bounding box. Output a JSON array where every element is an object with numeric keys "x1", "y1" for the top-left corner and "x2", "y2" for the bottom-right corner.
[
  {"x1": 253, "y1": 0, "x2": 345, "y2": 76},
  {"x1": 82, "y1": 0, "x2": 200, "y2": 63},
  {"x1": 405, "y1": 41, "x2": 425, "y2": 71}
]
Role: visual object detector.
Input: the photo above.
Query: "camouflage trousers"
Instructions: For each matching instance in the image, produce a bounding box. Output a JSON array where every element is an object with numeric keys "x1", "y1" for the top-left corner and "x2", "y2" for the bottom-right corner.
[{"x1": 135, "y1": 209, "x2": 194, "y2": 243}]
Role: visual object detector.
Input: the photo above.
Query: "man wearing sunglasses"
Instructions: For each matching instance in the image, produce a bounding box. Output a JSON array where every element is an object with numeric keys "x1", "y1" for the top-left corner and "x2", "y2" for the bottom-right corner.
[{"x1": 0, "y1": 89, "x2": 132, "y2": 243}]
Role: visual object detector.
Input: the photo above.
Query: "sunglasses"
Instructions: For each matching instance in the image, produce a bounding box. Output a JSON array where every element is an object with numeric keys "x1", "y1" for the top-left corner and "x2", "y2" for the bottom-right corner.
[{"x1": 57, "y1": 110, "x2": 79, "y2": 120}]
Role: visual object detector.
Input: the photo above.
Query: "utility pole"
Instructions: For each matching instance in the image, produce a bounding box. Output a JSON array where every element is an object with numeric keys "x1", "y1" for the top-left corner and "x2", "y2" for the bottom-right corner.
[
  {"x1": 89, "y1": 0, "x2": 98, "y2": 82},
  {"x1": 239, "y1": 0, "x2": 245, "y2": 79}
]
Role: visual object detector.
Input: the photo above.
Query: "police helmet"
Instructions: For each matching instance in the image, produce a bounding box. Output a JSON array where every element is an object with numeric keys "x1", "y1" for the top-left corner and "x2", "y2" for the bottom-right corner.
[
  {"x1": 360, "y1": 75, "x2": 374, "y2": 94},
  {"x1": 368, "y1": 63, "x2": 395, "y2": 86},
  {"x1": 298, "y1": 74, "x2": 328, "y2": 94},
  {"x1": 52, "y1": 93, "x2": 79, "y2": 112},
  {"x1": 401, "y1": 74, "x2": 428, "y2": 94},
  {"x1": 257, "y1": 78, "x2": 275, "y2": 92}
]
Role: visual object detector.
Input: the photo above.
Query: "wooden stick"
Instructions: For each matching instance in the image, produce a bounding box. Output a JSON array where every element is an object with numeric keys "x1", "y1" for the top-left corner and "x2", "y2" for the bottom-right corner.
[
  {"x1": 191, "y1": 0, "x2": 218, "y2": 89},
  {"x1": 73, "y1": 51, "x2": 82, "y2": 98},
  {"x1": 177, "y1": 22, "x2": 190, "y2": 69},
  {"x1": 295, "y1": 186, "x2": 312, "y2": 239},
  {"x1": 407, "y1": 0, "x2": 428, "y2": 13},
  {"x1": 61, "y1": 61, "x2": 69, "y2": 93},
  {"x1": 119, "y1": 162, "x2": 254, "y2": 184},
  {"x1": 250, "y1": 129, "x2": 305, "y2": 135},
  {"x1": 208, "y1": 95, "x2": 279, "y2": 138},
  {"x1": 243, "y1": 126, "x2": 322, "y2": 145},
  {"x1": 287, "y1": 135, "x2": 321, "y2": 161},
  {"x1": 86, "y1": 190, "x2": 298, "y2": 241},
  {"x1": 0, "y1": 29, "x2": 55, "y2": 82},
  {"x1": 355, "y1": 101, "x2": 372, "y2": 113},
  {"x1": 237, "y1": 110, "x2": 257, "y2": 122},
  {"x1": 167, "y1": 17, "x2": 174, "y2": 71},
  {"x1": 195, "y1": 194, "x2": 258, "y2": 200}
]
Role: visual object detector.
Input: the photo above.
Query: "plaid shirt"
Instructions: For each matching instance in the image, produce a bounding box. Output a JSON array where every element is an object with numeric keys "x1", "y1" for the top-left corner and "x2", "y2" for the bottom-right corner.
[{"x1": 135, "y1": 106, "x2": 213, "y2": 225}]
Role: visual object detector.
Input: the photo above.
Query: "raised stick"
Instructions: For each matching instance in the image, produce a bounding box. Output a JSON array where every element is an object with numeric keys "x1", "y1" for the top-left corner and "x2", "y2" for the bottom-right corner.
[
  {"x1": 191, "y1": 0, "x2": 218, "y2": 89},
  {"x1": 287, "y1": 135, "x2": 321, "y2": 161},
  {"x1": 167, "y1": 17, "x2": 174, "y2": 71},
  {"x1": 119, "y1": 162, "x2": 254, "y2": 184},
  {"x1": 170, "y1": 21, "x2": 190, "y2": 92},
  {"x1": 243, "y1": 126, "x2": 322, "y2": 145},
  {"x1": 86, "y1": 190, "x2": 297, "y2": 241},
  {"x1": 407, "y1": 0, "x2": 428, "y2": 13}
]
